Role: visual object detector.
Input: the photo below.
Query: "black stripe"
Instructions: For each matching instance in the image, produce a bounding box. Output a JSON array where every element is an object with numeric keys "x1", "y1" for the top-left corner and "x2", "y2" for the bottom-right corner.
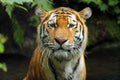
[
  {"x1": 79, "y1": 25, "x2": 81, "y2": 33},
  {"x1": 82, "y1": 25, "x2": 85, "y2": 41},
  {"x1": 48, "y1": 58, "x2": 58, "y2": 80},
  {"x1": 39, "y1": 24, "x2": 42, "y2": 38},
  {"x1": 73, "y1": 58, "x2": 80, "y2": 73},
  {"x1": 64, "y1": 58, "x2": 80, "y2": 80},
  {"x1": 79, "y1": 25, "x2": 82, "y2": 41}
]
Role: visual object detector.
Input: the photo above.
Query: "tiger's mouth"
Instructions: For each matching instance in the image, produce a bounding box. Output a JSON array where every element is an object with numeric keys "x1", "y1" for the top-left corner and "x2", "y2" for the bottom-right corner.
[
  {"x1": 43, "y1": 41, "x2": 73, "y2": 52},
  {"x1": 51, "y1": 48, "x2": 73, "y2": 62},
  {"x1": 52, "y1": 45, "x2": 71, "y2": 52},
  {"x1": 42, "y1": 41, "x2": 82, "y2": 61},
  {"x1": 43, "y1": 41, "x2": 81, "y2": 53}
]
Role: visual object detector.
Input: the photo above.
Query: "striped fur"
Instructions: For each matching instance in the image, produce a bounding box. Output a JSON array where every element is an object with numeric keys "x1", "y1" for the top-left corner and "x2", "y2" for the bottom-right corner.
[{"x1": 24, "y1": 7, "x2": 92, "y2": 80}]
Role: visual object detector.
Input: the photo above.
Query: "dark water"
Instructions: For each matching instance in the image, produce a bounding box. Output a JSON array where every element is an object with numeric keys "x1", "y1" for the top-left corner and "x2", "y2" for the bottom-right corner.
[
  {"x1": 0, "y1": 46, "x2": 120, "y2": 80},
  {"x1": 86, "y1": 47, "x2": 120, "y2": 80}
]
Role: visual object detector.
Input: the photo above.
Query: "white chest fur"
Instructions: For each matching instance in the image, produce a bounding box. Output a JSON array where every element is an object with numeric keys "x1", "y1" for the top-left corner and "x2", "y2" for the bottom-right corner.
[{"x1": 43, "y1": 53, "x2": 85, "y2": 80}]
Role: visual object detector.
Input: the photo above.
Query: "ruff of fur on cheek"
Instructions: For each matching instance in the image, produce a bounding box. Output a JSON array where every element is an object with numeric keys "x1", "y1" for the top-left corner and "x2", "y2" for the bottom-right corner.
[
  {"x1": 40, "y1": 47, "x2": 47, "y2": 69},
  {"x1": 39, "y1": 46, "x2": 52, "y2": 70},
  {"x1": 39, "y1": 36, "x2": 53, "y2": 65},
  {"x1": 70, "y1": 42, "x2": 83, "y2": 58}
]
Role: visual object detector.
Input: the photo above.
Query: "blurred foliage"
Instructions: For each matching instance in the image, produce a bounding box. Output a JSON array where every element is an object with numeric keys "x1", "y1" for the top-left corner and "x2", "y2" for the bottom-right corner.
[
  {"x1": 31, "y1": 0, "x2": 53, "y2": 10},
  {"x1": 12, "y1": 16, "x2": 24, "y2": 47},
  {"x1": 0, "y1": 0, "x2": 53, "y2": 47},
  {"x1": 81, "y1": 0, "x2": 120, "y2": 12},
  {"x1": 80, "y1": 0, "x2": 120, "y2": 40},
  {"x1": 0, "y1": 34, "x2": 7, "y2": 53},
  {"x1": 105, "y1": 20, "x2": 120, "y2": 40},
  {"x1": 1, "y1": 0, "x2": 33, "y2": 18},
  {"x1": 81, "y1": 0, "x2": 108, "y2": 11},
  {"x1": 0, "y1": 34, "x2": 7, "y2": 72},
  {"x1": 0, "y1": 63, "x2": 7, "y2": 72},
  {"x1": 29, "y1": 15, "x2": 40, "y2": 27},
  {"x1": 0, "y1": 1, "x2": 53, "y2": 71},
  {"x1": 80, "y1": 0, "x2": 120, "y2": 24}
]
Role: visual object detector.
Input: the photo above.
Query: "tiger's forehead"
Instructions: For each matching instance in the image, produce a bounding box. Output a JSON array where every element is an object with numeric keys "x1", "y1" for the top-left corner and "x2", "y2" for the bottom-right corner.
[
  {"x1": 47, "y1": 7, "x2": 78, "y2": 26},
  {"x1": 48, "y1": 10, "x2": 77, "y2": 22},
  {"x1": 48, "y1": 12, "x2": 77, "y2": 25},
  {"x1": 54, "y1": 7, "x2": 74, "y2": 14}
]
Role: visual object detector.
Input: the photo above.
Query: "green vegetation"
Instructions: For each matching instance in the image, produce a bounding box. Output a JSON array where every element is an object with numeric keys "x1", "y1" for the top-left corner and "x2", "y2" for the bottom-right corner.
[
  {"x1": 0, "y1": 34, "x2": 7, "y2": 72},
  {"x1": 0, "y1": 0, "x2": 53, "y2": 47},
  {"x1": 0, "y1": 63, "x2": 7, "y2": 72},
  {"x1": 0, "y1": 34, "x2": 7, "y2": 53},
  {"x1": 0, "y1": 0, "x2": 53, "y2": 71}
]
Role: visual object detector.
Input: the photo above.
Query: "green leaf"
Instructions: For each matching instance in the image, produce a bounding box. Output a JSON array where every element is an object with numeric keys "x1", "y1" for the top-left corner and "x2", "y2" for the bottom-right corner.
[
  {"x1": 5, "y1": 4, "x2": 14, "y2": 18},
  {"x1": 13, "y1": 25, "x2": 24, "y2": 47},
  {"x1": 14, "y1": 4, "x2": 28, "y2": 12},
  {"x1": 0, "y1": 63, "x2": 7, "y2": 72},
  {"x1": 0, "y1": 44, "x2": 4, "y2": 53},
  {"x1": 0, "y1": 34, "x2": 7, "y2": 44},
  {"x1": 12, "y1": 17, "x2": 24, "y2": 47}
]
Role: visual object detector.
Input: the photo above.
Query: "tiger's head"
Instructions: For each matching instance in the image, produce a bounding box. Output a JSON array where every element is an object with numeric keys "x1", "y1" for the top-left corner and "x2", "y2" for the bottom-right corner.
[{"x1": 36, "y1": 7, "x2": 92, "y2": 61}]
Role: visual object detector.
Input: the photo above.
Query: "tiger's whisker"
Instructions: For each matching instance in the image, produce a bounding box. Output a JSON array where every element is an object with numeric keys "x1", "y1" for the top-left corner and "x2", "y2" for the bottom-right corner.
[
  {"x1": 47, "y1": 49, "x2": 51, "y2": 59},
  {"x1": 44, "y1": 43, "x2": 54, "y2": 46}
]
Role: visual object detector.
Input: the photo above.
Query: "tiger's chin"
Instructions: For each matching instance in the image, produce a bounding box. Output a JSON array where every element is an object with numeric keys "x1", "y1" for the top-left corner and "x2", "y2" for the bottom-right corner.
[{"x1": 51, "y1": 48, "x2": 76, "y2": 62}]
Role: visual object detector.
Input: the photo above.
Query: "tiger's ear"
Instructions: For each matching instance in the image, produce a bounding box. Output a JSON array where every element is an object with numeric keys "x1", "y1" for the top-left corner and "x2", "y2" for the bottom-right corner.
[
  {"x1": 79, "y1": 7, "x2": 92, "y2": 20},
  {"x1": 35, "y1": 6, "x2": 47, "y2": 19}
]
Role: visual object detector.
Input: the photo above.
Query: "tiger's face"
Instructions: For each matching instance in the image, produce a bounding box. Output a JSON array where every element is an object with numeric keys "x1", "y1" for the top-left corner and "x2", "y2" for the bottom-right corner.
[
  {"x1": 45, "y1": 12, "x2": 80, "y2": 50},
  {"x1": 36, "y1": 7, "x2": 92, "y2": 60}
]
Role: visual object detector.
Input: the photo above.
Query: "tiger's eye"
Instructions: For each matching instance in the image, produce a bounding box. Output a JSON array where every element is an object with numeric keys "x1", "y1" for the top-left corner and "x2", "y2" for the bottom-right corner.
[
  {"x1": 50, "y1": 23, "x2": 56, "y2": 28},
  {"x1": 48, "y1": 22, "x2": 56, "y2": 29},
  {"x1": 69, "y1": 24, "x2": 76, "y2": 28}
]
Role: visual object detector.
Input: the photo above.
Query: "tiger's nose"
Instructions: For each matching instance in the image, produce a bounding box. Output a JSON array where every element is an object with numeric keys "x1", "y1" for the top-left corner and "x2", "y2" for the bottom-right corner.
[{"x1": 55, "y1": 37, "x2": 68, "y2": 44}]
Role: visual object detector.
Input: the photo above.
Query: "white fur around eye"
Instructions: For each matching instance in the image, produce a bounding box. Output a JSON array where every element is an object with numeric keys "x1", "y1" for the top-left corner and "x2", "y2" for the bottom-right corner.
[
  {"x1": 68, "y1": 14, "x2": 77, "y2": 29},
  {"x1": 47, "y1": 13, "x2": 57, "y2": 29}
]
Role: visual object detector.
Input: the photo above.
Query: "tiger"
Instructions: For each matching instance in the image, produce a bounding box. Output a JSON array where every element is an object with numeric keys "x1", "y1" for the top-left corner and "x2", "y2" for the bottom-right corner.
[{"x1": 23, "y1": 7, "x2": 92, "y2": 80}]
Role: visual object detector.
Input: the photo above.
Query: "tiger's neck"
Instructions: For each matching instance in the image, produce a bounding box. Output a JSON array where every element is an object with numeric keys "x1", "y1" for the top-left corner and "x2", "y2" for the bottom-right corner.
[{"x1": 43, "y1": 53, "x2": 85, "y2": 80}]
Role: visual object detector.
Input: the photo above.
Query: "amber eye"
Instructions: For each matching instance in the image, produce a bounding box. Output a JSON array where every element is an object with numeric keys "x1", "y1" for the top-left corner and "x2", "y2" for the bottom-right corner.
[
  {"x1": 50, "y1": 23, "x2": 56, "y2": 28},
  {"x1": 48, "y1": 22, "x2": 56, "y2": 29},
  {"x1": 69, "y1": 24, "x2": 76, "y2": 28}
]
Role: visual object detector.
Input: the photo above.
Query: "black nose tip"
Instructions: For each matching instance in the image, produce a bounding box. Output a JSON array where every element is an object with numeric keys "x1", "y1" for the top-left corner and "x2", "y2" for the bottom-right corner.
[{"x1": 55, "y1": 37, "x2": 68, "y2": 44}]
